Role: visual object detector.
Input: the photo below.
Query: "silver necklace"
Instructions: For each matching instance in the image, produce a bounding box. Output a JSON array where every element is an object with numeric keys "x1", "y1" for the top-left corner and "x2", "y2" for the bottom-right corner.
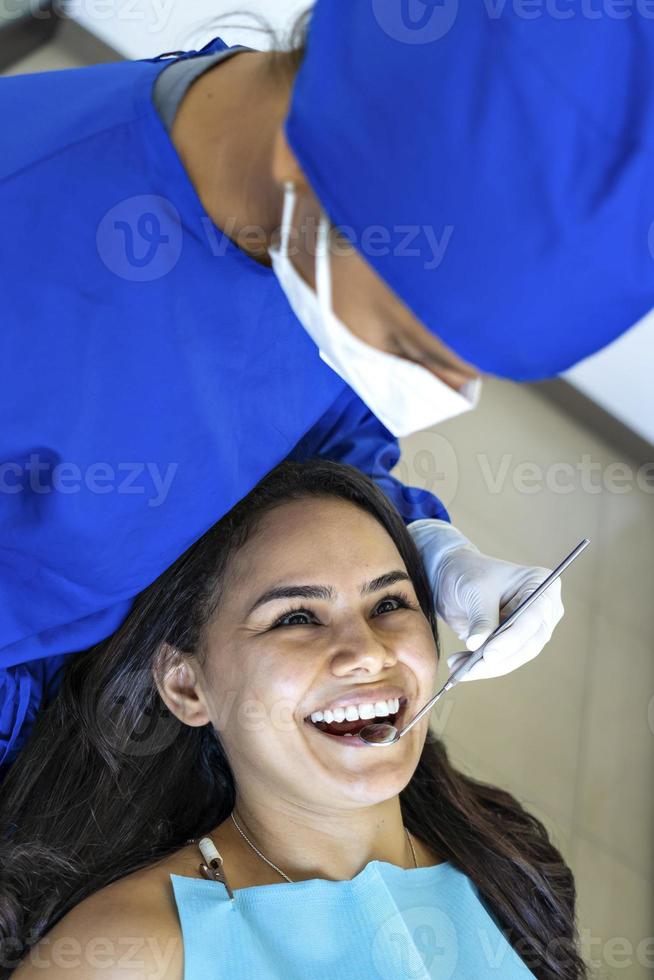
[{"x1": 229, "y1": 810, "x2": 418, "y2": 884}]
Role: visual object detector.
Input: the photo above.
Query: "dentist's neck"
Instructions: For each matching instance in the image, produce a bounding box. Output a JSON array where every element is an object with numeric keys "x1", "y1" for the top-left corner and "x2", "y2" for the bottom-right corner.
[{"x1": 170, "y1": 49, "x2": 299, "y2": 268}]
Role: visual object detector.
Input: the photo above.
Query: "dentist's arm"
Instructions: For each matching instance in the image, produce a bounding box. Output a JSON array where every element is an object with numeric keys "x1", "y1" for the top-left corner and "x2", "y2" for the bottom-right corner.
[{"x1": 293, "y1": 389, "x2": 564, "y2": 681}]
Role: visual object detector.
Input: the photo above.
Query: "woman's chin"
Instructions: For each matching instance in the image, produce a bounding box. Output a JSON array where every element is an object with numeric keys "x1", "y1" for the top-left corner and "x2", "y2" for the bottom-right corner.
[{"x1": 301, "y1": 715, "x2": 421, "y2": 790}]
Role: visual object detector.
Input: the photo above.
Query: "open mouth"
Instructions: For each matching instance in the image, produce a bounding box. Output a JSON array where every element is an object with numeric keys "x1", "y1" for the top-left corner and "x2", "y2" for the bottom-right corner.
[{"x1": 303, "y1": 698, "x2": 408, "y2": 742}]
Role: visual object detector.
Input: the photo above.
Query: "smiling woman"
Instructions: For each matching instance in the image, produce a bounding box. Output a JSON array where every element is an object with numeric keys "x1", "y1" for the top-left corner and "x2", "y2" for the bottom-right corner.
[{"x1": 0, "y1": 460, "x2": 586, "y2": 980}]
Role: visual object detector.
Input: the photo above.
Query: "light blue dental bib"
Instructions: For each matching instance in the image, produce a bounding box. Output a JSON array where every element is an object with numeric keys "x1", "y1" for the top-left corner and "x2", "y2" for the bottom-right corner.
[{"x1": 170, "y1": 859, "x2": 536, "y2": 979}]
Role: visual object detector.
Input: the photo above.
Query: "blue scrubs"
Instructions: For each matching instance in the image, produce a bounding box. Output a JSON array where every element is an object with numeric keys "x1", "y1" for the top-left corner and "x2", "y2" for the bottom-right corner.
[{"x1": 0, "y1": 39, "x2": 447, "y2": 779}]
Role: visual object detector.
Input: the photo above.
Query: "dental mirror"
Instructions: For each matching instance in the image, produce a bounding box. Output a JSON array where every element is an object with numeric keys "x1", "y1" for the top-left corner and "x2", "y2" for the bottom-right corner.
[{"x1": 357, "y1": 538, "x2": 590, "y2": 747}]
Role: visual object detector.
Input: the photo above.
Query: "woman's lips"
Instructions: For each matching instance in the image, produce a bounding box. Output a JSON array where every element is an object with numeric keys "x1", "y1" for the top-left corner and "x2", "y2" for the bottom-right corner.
[{"x1": 304, "y1": 699, "x2": 409, "y2": 747}]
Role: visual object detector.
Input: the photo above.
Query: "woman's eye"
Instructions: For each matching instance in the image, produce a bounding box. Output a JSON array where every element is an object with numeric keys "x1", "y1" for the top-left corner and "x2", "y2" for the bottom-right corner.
[
  {"x1": 272, "y1": 608, "x2": 316, "y2": 628},
  {"x1": 269, "y1": 595, "x2": 416, "y2": 629},
  {"x1": 374, "y1": 594, "x2": 413, "y2": 616}
]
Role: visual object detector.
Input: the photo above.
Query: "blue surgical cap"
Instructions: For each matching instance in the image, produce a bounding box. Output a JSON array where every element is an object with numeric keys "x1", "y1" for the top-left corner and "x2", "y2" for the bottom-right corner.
[{"x1": 284, "y1": 1, "x2": 654, "y2": 381}]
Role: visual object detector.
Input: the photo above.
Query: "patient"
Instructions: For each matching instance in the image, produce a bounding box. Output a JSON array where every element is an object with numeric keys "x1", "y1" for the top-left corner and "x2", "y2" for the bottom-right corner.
[{"x1": 0, "y1": 460, "x2": 586, "y2": 980}]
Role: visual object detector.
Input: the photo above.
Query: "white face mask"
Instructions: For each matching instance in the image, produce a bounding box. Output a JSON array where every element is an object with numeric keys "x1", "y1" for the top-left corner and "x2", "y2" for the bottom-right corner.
[{"x1": 267, "y1": 180, "x2": 481, "y2": 438}]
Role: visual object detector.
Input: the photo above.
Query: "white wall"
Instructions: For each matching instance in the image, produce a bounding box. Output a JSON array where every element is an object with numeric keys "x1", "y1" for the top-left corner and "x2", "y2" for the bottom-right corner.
[
  {"x1": 71, "y1": 1, "x2": 654, "y2": 446},
  {"x1": 70, "y1": 0, "x2": 306, "y2": 58},
  {"x1": 564, "y1": 308, "x2": 654, "y2": 445}
]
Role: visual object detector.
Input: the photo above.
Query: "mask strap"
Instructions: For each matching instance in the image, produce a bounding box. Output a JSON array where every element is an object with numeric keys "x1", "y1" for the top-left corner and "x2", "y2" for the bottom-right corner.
[
  {"x1": 315, "y1": 212, "x2": 332, "y2": 315},
  {"x1": 280, "y1": 180, "x2": 296, "y2": 258}
]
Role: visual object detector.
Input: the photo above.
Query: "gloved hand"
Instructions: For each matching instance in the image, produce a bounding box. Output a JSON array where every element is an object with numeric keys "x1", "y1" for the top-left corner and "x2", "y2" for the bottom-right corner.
[{"x1": 408, "y1": 519, "x2": 564, "y2": 681}]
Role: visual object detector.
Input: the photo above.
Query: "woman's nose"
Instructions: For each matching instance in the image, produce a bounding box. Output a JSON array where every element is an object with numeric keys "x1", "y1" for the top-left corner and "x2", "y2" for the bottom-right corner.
[{"x1": 328, "y1": 620, "x2": 396, "y2": 673}]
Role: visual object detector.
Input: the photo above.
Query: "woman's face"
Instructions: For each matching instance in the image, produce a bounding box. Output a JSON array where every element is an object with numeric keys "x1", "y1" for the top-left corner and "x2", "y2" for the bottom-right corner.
[{"x1": 195, "y1": 496, "x2": 439, "y2": 808}]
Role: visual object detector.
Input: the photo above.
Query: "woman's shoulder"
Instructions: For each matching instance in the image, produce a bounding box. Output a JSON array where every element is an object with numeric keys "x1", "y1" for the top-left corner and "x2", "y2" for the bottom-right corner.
[{"x1": 12, "y1": 843, "x2": 202, "y2": 980}]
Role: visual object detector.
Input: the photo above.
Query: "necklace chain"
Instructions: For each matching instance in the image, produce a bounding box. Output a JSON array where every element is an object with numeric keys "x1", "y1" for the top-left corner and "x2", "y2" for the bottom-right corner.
[{"x1": 229, "y1": 810, "x2": 418, "y2": 884}]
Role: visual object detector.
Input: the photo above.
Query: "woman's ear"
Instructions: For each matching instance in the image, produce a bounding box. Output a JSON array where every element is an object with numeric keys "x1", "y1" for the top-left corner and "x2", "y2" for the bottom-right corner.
[{"x1": 153, "y1": 644, "x2": 211, "y2": 728}]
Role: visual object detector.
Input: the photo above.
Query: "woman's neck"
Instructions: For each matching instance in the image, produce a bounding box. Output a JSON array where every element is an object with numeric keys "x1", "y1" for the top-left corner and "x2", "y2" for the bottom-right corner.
[{"x1": 204, "y1": 796, "x2": 444, "y2": 887}]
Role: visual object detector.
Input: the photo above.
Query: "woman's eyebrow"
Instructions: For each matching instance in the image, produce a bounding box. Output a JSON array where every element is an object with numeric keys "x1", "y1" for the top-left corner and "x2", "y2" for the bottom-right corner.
[
  {"x1": 361, "y1": 570, "x2": 411, "y2": 595},
  {"x1": 247, "y1": 570, "x2": 411, "y2": 616}
]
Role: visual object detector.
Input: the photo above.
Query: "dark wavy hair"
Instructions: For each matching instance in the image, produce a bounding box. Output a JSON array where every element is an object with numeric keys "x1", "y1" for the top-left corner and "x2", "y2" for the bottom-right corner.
[{"x1": 0, "y1": 458, "x2": 586, "y2": 978}]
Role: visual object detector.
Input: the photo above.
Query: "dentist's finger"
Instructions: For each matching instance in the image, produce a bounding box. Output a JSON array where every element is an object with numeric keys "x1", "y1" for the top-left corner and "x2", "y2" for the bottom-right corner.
[
  {"x1": 501, "y1": 575, "x2": 564, "y2": 625},
  {"x1": 446, "y1": 619, "x2": 554, "y2": 681},
  {"x1": 480, "y1": 592, "x2": 562, "y2": 663}
]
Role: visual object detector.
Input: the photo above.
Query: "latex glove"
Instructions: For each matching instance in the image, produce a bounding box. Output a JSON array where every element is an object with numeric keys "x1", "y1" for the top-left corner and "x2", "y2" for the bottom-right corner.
[{"x1": 408, "y1": 519, "x2": 564, "y2": 681}]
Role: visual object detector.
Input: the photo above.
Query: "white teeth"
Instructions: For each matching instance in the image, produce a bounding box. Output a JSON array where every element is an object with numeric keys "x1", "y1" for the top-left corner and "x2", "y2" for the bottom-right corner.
[{"x1": 309, "y1": 698, "x2": 401, "y2": 724}]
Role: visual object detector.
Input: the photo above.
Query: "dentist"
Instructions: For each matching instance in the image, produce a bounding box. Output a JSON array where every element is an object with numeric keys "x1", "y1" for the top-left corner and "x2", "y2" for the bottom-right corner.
[{"x1": 2, "y1": 0, "x2": 650, "y2": 779}]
